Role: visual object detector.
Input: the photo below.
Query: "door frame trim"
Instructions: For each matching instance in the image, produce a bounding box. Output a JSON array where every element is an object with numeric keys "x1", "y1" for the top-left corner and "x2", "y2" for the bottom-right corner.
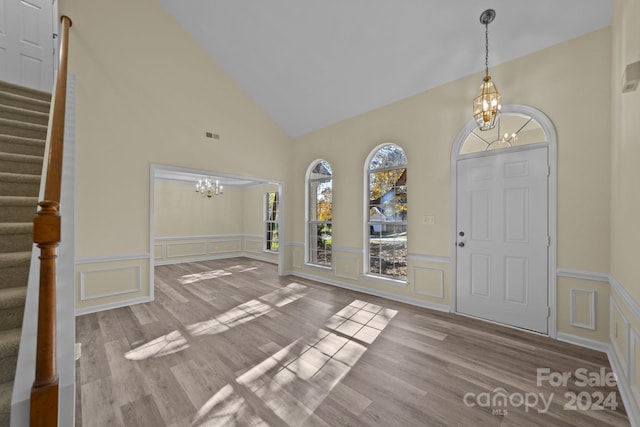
[{"x1": 449, "y1": 105, "x2": 557, "y2": 337}]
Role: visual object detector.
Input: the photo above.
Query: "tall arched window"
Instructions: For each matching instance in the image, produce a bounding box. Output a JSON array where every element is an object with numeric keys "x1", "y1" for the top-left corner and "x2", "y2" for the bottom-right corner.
[
  {"x1": 307, "y1": 160, "x2": 332, "y2": 266},
  {"x1": 366, "y1": 144, "x2": 407, "y2": 281}
]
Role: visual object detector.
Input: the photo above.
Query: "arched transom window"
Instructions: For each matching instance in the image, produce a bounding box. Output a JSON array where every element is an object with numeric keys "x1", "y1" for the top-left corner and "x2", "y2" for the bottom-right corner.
[
  {"x1": 460, "y1": 113, "x2": 547, "y2": 155},
  {"x1": 366, "y1": 144, "x2": 407, "y2": 281}
]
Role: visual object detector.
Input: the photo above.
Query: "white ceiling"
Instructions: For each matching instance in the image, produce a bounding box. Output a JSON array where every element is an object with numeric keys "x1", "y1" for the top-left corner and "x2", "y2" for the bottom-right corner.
[{"x1": 158, "y1": 0, "x2": 613, "y2": 138}]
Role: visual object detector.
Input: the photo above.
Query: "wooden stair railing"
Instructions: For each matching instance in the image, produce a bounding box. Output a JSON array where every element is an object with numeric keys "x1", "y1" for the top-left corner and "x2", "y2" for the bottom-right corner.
[{"x1": 30, "y1": 15, "x2": 72, "y2": 427}]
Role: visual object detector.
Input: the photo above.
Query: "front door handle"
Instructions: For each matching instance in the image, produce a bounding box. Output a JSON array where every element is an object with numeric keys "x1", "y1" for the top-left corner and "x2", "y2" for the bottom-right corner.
[{"x1": 458, "y1": 242, "x2": 465, "y2": 247}]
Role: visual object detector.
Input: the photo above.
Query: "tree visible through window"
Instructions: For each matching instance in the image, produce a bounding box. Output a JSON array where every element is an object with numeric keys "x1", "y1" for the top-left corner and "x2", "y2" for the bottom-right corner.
[
  {"x1": 367, "y1": 144, "x2": 407, "y2": 280},
  {"x1": 265, "y1": 192, "x2": 279, "y2": 252},
  {"x1": 307, "y1": 160, "x2": 332, "y2": 266}
]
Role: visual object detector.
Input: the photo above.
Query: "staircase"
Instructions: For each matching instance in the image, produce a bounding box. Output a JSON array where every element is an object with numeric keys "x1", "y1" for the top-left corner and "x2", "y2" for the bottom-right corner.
[{"x1": 0, "y1": 80, "x2": 50, "y2": 426}]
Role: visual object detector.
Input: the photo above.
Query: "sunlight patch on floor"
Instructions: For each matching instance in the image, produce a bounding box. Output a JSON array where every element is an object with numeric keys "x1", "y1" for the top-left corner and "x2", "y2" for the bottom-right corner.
[
  {"x1": 226, "y1": 264, "x2": 260, "y2": 273},
  {"x1": 188, "y1": 283, "x2": 307, "y2": 337},
  {"x1": 124, "y1": 283, "x2": 308, "y2": 361},
  {"x1": 123, "y1": 330, "x2": 189, "y2": 361},
  {"x1": 179, "y1": 269, "x2": 233, "y2": 285},
  {"x1": 194, "y1": 300, "x2": 398, "y2": 425}
]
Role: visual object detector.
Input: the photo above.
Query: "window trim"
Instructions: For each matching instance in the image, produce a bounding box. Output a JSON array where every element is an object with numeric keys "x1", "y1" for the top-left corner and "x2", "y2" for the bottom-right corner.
[
  {"x1": 305, "y1": 159, "x2": 333, "y2": 267},
  {"x1": 264, "y1": 191, "x2": 279, "y2": 252},
  {"x1": 363, "y1": 143, "x2": 408, "y2": 283}
]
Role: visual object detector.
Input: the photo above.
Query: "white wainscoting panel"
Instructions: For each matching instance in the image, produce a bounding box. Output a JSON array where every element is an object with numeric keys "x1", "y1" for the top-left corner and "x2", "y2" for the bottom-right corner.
[
  {"x1": 631, "y1": 328, "x2": 640, "y2": 408},
  {"x1": 154, "y1": 244, "x2": 163, "y2": 259},
  {"x1": 413, "y1": 266, "x2": 445, "y2": 298},
  {"x1": 611, "y1": 296, "x2": 630, "y2": 377},
  {"x1": 334, "y1": 254, "x2": 360, "y2": 281},
  {"x1": 570, "y1": 288, "x2": 596, "y2": 330},
  {"x1": 155, "y1": 235, "x2": 244, "y2": 265},
  {"x1": 292, "y1": 245, "x2": 304, "y2": 268},
  {"x1": 166, "y1": 242, "x2": 207, "y2": 258},
  {"x1": 210, "y1": 239, "x2": 241, "y2": 253},
  {"x1": 244, "y1": 238, "x2": 263, "y2": 254},
  {"x1": 80, "y1": 265, "x2": 142, "y2": 301}
]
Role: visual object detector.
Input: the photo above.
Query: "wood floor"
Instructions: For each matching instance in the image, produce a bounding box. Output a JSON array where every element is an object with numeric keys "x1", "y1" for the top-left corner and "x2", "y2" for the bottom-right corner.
[{"x1": 75, "y1": 258, "x2": 629, "y2": 426}]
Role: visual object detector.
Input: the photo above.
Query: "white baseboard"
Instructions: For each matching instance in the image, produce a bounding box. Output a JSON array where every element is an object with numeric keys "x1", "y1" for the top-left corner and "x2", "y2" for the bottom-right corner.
[
  {"x1": 154, "y1": 252, "x2": 243, "y2": 266},
  {"x1": 154, "y1": 252, "x2": 276, "y2": 266},
  {"x1": 285, "y1": 270, "x2": 451, "y2": 313},
  {"x1": 75, "y1": 296, "x2": 152, "y2": 316},
  {"x1": 556, "y1": 332, "x2": 610, "y2": 353},
  {"x1": 607, "y1": 345, "x2": 640, "y2": 427}
]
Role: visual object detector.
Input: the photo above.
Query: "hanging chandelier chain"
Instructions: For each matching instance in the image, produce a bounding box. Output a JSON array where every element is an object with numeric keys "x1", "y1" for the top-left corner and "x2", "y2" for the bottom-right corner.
[{"x1": 485, "y1": 22, "x2": 489, "y2": 76}]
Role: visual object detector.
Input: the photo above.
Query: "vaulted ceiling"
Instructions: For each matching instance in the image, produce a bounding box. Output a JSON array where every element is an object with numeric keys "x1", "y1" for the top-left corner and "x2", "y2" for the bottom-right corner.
[{"x1": 158, "y1": 1, "x2": 613, "y2": 138}]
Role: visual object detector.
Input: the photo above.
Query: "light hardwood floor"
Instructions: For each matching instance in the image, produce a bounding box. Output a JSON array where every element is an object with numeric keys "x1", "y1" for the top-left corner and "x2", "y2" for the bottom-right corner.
[{"x1": 75, "y1": 258, "x2": 629, "y2": 426}]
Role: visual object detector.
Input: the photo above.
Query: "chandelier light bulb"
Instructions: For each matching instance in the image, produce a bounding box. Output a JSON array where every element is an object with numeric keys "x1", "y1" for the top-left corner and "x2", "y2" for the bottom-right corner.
[{"x1": 194, "y1": 176, "x2": 224, "y2": 199}]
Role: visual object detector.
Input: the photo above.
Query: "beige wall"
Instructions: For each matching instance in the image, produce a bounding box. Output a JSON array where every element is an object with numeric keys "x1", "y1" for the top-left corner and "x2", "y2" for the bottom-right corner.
[
  {"x1": 611, "y1": 0, "x2": 640, "y2": 301},
  {"x1": 608, "y1": 0, "x2": 640, "y2": 420},
  {"x1": 290, "y1": 28, "x2": 612, "y2": 336},
  {"x1": 60, "y1": 0, "x2": 291, "y2": 311},
  {"x1": 155, "y1": 181, "x2": 243, "y2": 237}
]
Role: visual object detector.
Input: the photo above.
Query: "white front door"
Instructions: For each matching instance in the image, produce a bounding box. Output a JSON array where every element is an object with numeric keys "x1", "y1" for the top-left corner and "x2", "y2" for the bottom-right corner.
[
  {"x1": 456, "y1": 146, "x2": 549, "y2": 334},
  {"x1": 0, "y1": 0, "x2": 54, "y2": 91}
]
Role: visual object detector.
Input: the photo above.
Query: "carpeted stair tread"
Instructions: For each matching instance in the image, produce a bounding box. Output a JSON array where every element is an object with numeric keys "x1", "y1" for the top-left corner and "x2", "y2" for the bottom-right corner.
[
  {"x1": 0, "y1": 152, "x2": 44, "y2": 176},
  {"x1": 0, "y1": 287, "x2": 26, "y2": 310},
  {"x1": 0, "y1": 381, "x2": 12, "y2": 426},
  {"x1": 0, "y1": 196, "x2": 38, "y2": 207},
  {"x1": 0, "y1": 104, "x2": 49, "y2": 126},
  {"x1": 0, "y1": 152, "x2": 44, "y2": 175},
  {"x1": 0, "y1": 134, "x2": 46, "y2": 157},
  {"x1": 0, "y1": 287, "x2": 26, "y2": 331},
  {"x1": 0, "y1": 252, "x2": 31, "y2": 290},
  {"x1": 0, "y1": 172, "x2": 41, "y2": 197},
  {"x1": 0, "y1": 118, "x2": 47, "y2": 140},
  {"x1": 0, "y1": 196, "x2": 37, "y2": 222},
  {"x1": 0, "y1": 80, "x2": 51, "y2": 102},
  {"x1": 0, "y1": 172, "x2": 40, "y2": 184},
  {"x1": 0, "y1": 90, "x2": 50, "y2": 114},
  {"x1": 0, "y1": 223, "x2": 32, "y2": 234},
  {"x1": 0, "y1": 223, "x2": 32, "y2": 253},
  {"x1": 0, "y1": 328, "x2": 20, "y2": 360},
  {"x1": 0, "y1": 152, "x2": 43, "y2": 163},
  {"x1": 0, "y1": 328, "x2": 19, "y2": 384},
  {"x1": 0, "y1": 252, "x2": 31, "y2": 268}
]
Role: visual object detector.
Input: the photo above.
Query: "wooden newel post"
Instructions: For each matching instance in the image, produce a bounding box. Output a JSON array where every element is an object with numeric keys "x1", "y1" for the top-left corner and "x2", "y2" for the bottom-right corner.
[{"x1": 30, "y1": 201, "x2": 61, "y2": 426}]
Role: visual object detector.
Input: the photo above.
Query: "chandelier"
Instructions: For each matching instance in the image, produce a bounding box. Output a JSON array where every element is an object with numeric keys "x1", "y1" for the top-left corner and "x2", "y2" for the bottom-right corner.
[
  {"x1": 473, "y1": 9, "x2": 501, "y2": 131},
  {"x1": 195, "y1": 177, "x2": 223, "y2": 198}
]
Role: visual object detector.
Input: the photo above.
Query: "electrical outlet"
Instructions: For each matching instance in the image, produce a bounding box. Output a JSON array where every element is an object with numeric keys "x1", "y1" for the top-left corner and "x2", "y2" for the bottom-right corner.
[{"x1": 423, "y1": 215, "x2": 435, "y2": 225}]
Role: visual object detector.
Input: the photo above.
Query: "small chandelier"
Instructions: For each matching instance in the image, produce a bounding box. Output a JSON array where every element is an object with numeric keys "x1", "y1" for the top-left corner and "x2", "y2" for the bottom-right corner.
[
  {"x1": 473, "y1": 9, "x2": 501, "y2": 131},
  {"x1": 195, "y1": 177, "x2": 223, "y2": 198}
]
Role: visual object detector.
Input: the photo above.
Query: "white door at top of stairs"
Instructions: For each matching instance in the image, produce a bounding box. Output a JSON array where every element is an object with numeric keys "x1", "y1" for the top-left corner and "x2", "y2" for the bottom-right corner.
[{"x1": 0, "y1": 0, "x2": 54, "y2": 92}]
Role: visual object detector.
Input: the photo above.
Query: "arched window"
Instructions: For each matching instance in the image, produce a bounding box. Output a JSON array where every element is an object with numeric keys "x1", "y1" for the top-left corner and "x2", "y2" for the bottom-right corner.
[
  {"x1": 366, "y1": 144, "x2": 407, "y2": 281},
  {"x1": 307, "y1": 160, "x2": 332, "y2": 266},
  {"x1": 460, "y1": 112, "x2": 547, "y2": 154}
]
